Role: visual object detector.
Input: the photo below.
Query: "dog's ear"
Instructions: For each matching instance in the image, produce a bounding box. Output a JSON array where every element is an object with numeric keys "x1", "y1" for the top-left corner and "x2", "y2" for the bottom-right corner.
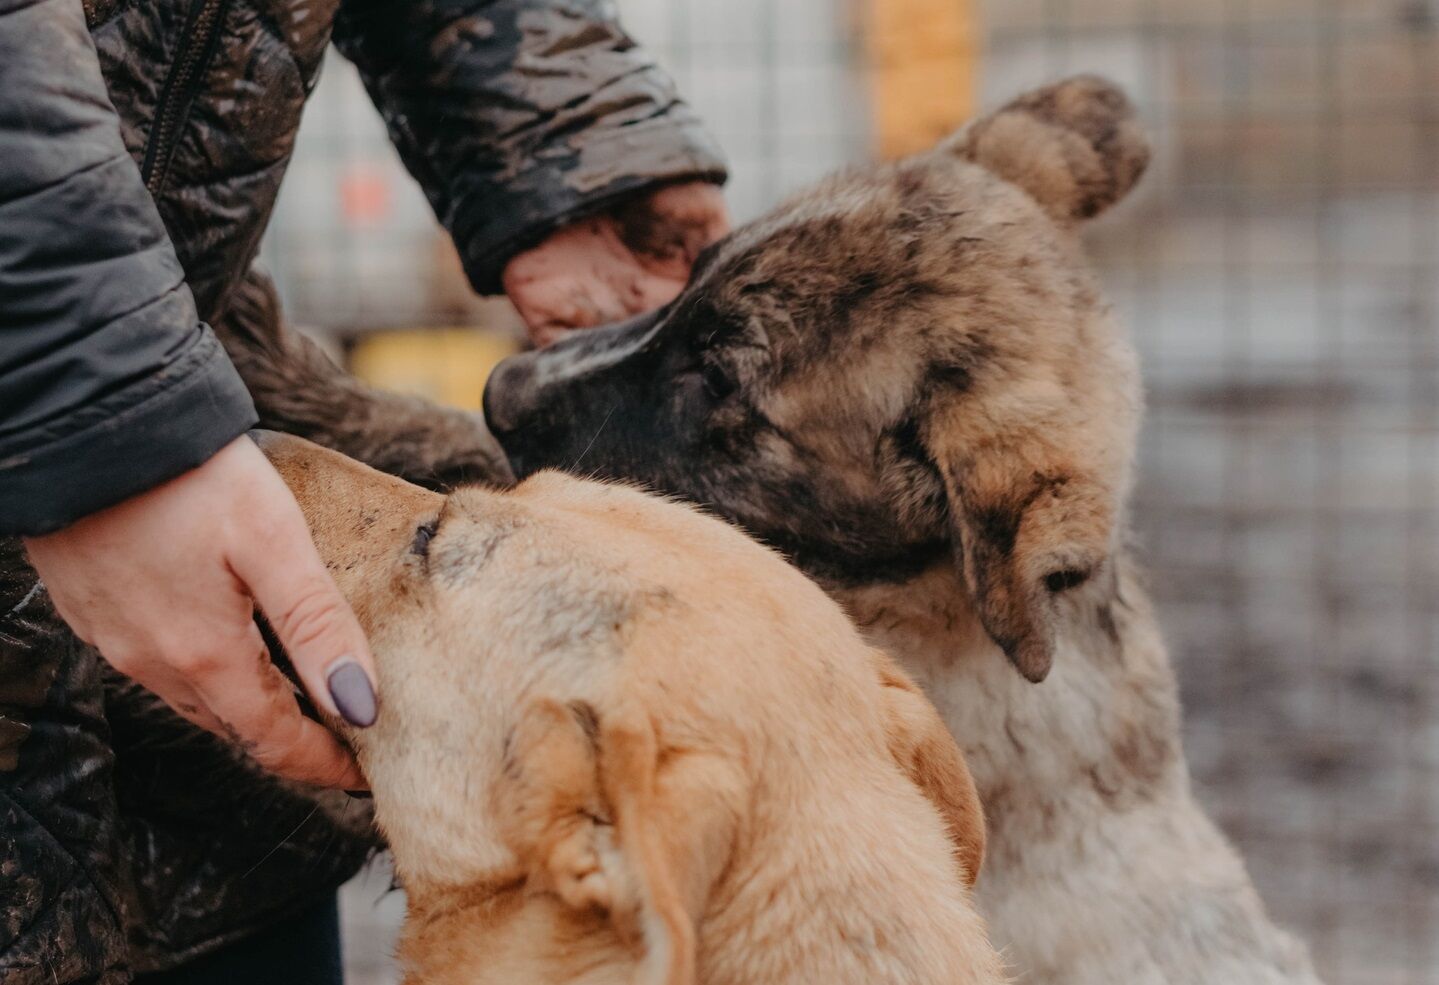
[
  {"x1": 947, "y1": 75, "x2": 1149, "y2": 222},
  {"x1": 494, "y1": 698, "x2": 740, "y2": 985},
  {"x1": 922, "y1": 397, "x2": 1119, "y2": 683},
  {"x1": 870, "y1": 652, "x2": 986, "y2": 886}
]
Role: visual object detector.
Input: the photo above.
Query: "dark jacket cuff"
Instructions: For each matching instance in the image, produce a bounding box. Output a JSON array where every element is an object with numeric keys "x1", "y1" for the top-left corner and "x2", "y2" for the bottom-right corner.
[
  {"x1": 0, "y1": 328, "x2": 257, "y2": 536},
  {"x1": 454, "y1": 119, "x2": 728, "y2": 295}
]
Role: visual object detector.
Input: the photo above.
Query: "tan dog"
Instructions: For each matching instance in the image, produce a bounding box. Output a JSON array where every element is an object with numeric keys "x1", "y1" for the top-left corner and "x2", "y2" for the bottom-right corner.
[{"x1": 257, "y1": 433, "x2": 1005, "y2": 985}]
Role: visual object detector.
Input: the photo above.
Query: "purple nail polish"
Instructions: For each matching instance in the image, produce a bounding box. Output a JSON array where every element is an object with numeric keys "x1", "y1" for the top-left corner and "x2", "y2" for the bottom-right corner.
[{"x1": 327, "y1": 660, "x2": 377, "y2": 727}]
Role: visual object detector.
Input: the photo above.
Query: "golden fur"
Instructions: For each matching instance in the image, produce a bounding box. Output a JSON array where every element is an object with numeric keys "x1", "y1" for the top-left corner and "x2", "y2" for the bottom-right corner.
[{"x1": 258, "y1": 432, "x2": 1004, "y2": 985}]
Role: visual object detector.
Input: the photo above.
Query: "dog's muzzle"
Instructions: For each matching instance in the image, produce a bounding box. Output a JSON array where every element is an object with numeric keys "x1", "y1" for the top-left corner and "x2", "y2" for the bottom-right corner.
[{"x1": 483, "y1": 307, "x2": 668, "y2": 476}]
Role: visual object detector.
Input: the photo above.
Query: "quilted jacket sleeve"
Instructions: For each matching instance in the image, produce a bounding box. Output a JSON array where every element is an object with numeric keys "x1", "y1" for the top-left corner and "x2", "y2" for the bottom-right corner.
[
  {"x1": 0, "y1": 0, "x2": 257, "y2": 536},
  {"x1": 333, "y1": 0, "x2": 728, "y2": 294}
]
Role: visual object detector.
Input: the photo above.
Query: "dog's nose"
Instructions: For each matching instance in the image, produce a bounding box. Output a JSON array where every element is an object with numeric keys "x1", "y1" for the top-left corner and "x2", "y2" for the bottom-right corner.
[{"x1": 483, "y1": 352, "x2": 542, "y2": 439}]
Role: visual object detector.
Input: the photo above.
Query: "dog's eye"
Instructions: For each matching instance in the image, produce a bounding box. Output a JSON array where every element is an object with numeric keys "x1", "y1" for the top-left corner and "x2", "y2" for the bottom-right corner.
[
  {"x1": 411, "y1": 518, "x2": 439, "y2": 558},
  {"x1": 701, "y1": 361, "x2": 736, "y2": 401}
]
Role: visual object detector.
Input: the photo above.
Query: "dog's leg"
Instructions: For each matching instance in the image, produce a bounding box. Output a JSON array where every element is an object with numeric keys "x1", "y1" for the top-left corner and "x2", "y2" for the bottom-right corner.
[{"x1": 215, "y1": 268, "x2": 514, "y2": 489}]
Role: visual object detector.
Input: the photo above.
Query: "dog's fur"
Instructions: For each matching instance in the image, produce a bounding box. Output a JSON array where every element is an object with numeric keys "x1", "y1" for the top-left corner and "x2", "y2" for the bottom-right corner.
[
  {"x1": 217, "y1": 77, "x2": 1323, "y2": 985},
  {"x1": 258, "y1": 433, "x2": 1005, "y2": 985},
  {"x1": 476, "y1": 77, "x2": 1324, "y2": 984},
  {"x1": 216, "y1": 269, "x2": 514, "y2": 490}
]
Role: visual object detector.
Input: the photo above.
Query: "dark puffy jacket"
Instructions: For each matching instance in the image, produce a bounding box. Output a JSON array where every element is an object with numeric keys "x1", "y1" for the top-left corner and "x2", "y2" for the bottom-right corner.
[
  {"x1": 0, "y1": 0, "x2": 725, "y2": 535},
  {"x1": 0, "y1": 538, "x2": 380, "y2": 983},
  {"x1": 0, "y1": 0, "x2": 723, "y2": 978}
]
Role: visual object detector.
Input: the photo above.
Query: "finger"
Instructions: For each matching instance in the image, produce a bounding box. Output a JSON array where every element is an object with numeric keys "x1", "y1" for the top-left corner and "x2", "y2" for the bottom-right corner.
[
  {"x1": 114, "y1": 659, "x2": 225, "y2": 736},
  {"x1": 508, "y1": 280, "x2": 586, "y2": 339},
  {"x1": 557, "y1": 278, "x2": 628, "y2": 329},
  {"x1": 516, "y1": 290, "x2": 602, "y2": 336},
  {"x1": 231, "y1": 466, "x2": 379, "y2": 729},
  {"x1": 214, "y1": 692, "x2": 364, "y2": 790},
  {"x1": 91, "y1": 630, "x2": 226, "y2": 732},
  {"x1": 184, "y1": 624, "x2": 364, "y2": 787},
  {"x1": 156, "y1": 679, "x2": 225, "y2": 735},
  {"x1": 533, "y1": 325, "x2": 580, "y2": 349},
  {"x1": 619, "y1": 182, "x2": 731, "y2": 277},
  {"x1": 517, "y1": 279, "x2": 629, "y2": 336},
  {"x1": 620, "y1": 270, "x2": 687, "y2": 315},
  {"x1": 512, "y1": 299, "x2": 580, "y2": 348}
]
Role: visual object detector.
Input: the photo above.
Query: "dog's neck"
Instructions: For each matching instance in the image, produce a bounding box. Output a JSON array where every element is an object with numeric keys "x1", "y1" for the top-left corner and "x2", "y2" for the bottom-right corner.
[
  {"x1": 396, "y1": 877, "x2": 644, "y2": 985},
  {"x1": 696, "y1": 793, "x2": 1005, "y2": 985},
  {"x1": 831, "y1": 552, "x2": 1187, "y2": 835},
  {"x1": 392, "y1": 787, "x2": 1003, "y2": 985},
  {"x1": 830, "y1": 556, "x2": 1319, "y2": 984}
]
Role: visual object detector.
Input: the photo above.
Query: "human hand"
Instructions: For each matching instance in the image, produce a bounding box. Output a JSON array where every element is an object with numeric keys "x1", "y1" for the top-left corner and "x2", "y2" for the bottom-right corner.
[
  {"x1": 23, "y1": 436, "x2": 377, "y2": 788},
  {"x1": 502, "y1": 181, "x2": 730, "y2": 348}
]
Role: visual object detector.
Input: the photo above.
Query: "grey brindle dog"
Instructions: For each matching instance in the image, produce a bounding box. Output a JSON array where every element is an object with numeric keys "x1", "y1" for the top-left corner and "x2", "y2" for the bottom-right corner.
[{"x1": 225, "y1": 77, "x2": 1322, "y2": 985}]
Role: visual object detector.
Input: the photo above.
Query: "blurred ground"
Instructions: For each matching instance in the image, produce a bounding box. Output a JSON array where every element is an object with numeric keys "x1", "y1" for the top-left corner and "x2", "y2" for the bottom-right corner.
[{"x1": 339, "y1": 859, "x2": 404, "y2": 985}]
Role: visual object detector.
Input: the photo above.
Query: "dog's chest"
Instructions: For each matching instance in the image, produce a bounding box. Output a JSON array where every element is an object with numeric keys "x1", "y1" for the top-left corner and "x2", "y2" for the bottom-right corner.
[{"x1": 836, "y1": 567, "x2": 1182, "y2": 824}]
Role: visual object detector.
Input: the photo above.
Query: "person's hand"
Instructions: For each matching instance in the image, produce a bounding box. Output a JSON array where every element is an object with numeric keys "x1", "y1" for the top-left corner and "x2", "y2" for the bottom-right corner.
[
  {"x1": 503, "y1": 181, "x2": 730, "y2": 347},
  {"x1": 23, "y1": 436, "x2": 377, "y2": 789}
]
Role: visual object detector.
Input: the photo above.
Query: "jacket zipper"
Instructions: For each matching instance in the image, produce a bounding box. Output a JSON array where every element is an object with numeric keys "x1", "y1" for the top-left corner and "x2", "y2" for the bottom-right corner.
[{"x1": 140, "y1": 0, "x2": 228, "y2": 194}]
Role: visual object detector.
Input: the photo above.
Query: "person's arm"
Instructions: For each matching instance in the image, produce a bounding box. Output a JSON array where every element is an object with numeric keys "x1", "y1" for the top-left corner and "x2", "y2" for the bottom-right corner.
[
  {"x1": 332, "y1": 0, "x2": 729, "y2": 344},
  {"x1": 0, "y1": 0, "x2": 256, "y2": 533},
  {"x1": 1, "y1": 0, "x2": 377, "y2": 787}
]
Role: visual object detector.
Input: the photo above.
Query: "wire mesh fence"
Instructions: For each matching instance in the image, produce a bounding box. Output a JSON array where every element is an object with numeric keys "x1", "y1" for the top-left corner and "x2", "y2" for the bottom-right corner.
[
  {"x1": 260, "y1": 3, "x2": 1439, "y2": 983},
  {"x1": 1000, "y1": 5, "x2": 1438, "y2": 983}
]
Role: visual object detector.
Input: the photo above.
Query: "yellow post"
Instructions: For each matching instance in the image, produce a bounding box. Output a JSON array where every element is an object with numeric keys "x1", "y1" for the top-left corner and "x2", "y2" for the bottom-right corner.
[
  {"x1": 863, "y1": 0, "x2": 980, "y2": 159},
  {"x1": 349, "y1": 328, "x2": 519, "y2": 412}
]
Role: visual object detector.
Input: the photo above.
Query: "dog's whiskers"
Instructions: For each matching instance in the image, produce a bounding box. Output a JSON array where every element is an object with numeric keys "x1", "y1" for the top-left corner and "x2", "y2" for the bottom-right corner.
[
  {"x1": 569, "y1": 404, "x2": 616, "y2": 472},
  {"x1": 240, "y1": 803, "x2": 320, "y2": 879}
]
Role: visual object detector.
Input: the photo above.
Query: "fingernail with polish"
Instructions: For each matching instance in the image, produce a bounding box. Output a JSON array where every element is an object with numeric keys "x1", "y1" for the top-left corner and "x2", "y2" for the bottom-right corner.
[{"x1": 327, "y1": 660, "x2": 377, "y2": 727}]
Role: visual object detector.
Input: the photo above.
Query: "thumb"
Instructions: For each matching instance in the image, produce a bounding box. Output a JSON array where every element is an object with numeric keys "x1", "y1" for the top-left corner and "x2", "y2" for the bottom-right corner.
[{"x1": 233, "y1": 491, "x2": 379, "y2": 729}]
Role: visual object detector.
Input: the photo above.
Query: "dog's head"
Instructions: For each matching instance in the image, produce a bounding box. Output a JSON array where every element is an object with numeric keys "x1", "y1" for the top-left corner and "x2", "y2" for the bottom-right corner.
[
  {"x1": 257, "y1": 432, "x2": 991, "y2": 984},
  {"x1": 484, "y1": 76, "x2": 1147, "y2": 682}
]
